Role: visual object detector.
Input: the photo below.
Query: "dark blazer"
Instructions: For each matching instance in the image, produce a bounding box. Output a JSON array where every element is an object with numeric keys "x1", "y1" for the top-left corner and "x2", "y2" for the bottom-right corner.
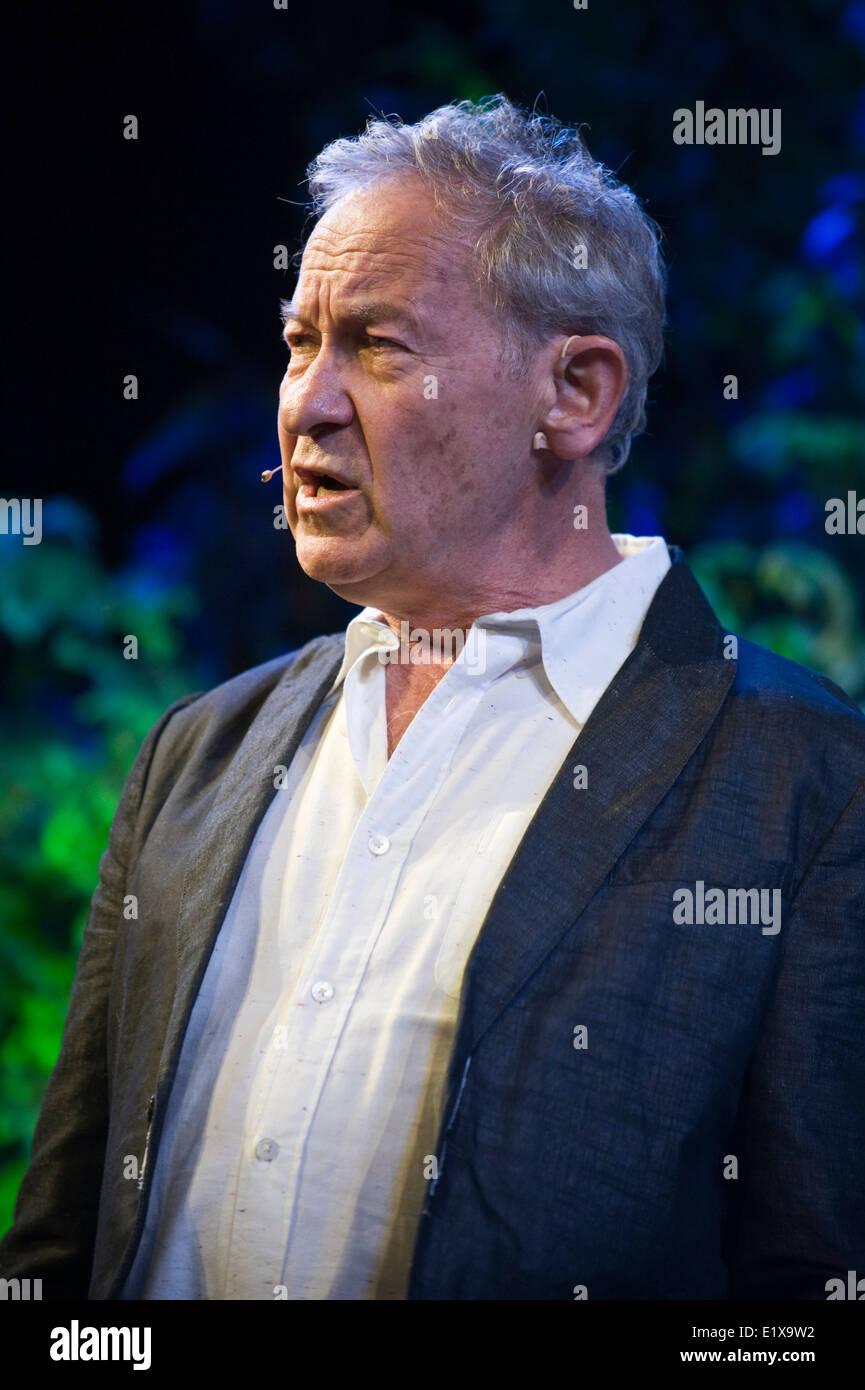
[{"x1": 1, "y1": 548, "x2": 863, "y2": 1300}]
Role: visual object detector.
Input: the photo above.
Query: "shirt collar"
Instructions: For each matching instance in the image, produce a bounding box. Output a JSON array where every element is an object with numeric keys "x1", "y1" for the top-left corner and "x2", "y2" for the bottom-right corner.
[{"x1": 328, "y1": 534, "x2": 671, "y2": 723}]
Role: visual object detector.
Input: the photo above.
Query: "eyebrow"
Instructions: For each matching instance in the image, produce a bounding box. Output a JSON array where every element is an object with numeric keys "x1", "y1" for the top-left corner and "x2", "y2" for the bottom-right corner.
[{"x1": 279, "y1": 298, "x2": 421, "y2": 334}]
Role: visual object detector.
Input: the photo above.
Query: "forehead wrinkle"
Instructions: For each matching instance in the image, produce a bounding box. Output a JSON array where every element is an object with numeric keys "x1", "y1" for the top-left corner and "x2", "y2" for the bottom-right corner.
[
  {"x1": 300, "y1": 245, "x2": 456, "y2": 295},
  {"x1": 306, "y1": 212, "x2": 456, "y2": 257},
  {"x1": 282, "y1": 292, "x2": 424, "y2": 333},
  {"x1": 302, "y1": 212, "x2": 474, "y2": 283},
  {"x1": 286, "y1": 253, "x2": 460, "y2": 337}
]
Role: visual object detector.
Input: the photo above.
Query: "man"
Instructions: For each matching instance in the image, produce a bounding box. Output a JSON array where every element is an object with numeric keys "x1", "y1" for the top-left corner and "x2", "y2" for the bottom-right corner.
[{"x1": 1, "y1": 96, "x2": 863, "y2": 1301}]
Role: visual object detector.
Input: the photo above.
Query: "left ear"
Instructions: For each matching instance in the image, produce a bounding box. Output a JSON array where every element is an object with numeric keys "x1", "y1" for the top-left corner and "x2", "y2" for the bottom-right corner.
[{"x1": 538, "y1": 334, "x2": 629, "y2": 460}]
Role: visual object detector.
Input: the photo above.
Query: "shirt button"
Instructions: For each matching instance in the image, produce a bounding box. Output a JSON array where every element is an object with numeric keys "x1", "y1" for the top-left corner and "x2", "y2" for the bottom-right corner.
[
  {"x1": 311, "y1": 979, "x2": 334, "y2": 1003},
  {"x1": 255, "y1": 1138, "x2": 279, "y2": 1162},
  {"x1": 368, "y1": 833, "x2": 391, "y2": 855}
]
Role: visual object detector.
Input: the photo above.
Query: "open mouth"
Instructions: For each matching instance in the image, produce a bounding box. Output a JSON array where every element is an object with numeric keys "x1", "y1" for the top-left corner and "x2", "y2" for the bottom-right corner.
[
  {"x1": 294, "y1": 464, "x2": 358, "y2": 500},
  {"x1": 312, "y1": 475, "x2": 350, "y2": 496},
  {"x1": 294, "y1": 467, "x2": 361, "y2": 510}
]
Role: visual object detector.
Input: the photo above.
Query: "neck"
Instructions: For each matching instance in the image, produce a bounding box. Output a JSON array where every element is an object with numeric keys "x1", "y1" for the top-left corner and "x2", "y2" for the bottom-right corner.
[{"x1": 376, "y1": 530, "x2": 623, "y2": 641}]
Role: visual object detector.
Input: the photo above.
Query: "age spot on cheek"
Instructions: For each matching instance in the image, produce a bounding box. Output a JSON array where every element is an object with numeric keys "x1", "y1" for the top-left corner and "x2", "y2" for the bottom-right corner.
[{"x1": 435, "y1": 424, "x2": 458, "y2": 456}]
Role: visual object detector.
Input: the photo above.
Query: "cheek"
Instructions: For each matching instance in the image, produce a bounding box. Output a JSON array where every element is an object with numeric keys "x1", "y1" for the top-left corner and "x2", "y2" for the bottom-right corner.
[
  {"x1": 404, "y1": 387, "x2": 467, "y2": 456},
  {"x1": 391, "y1": 409, "x2": 476, "y2": 528},
  {"x1": 365, "y1": 375, "x2": 510, "y2": 516},
  {"x1": 388, "y1": 407, "x2": 460, "y2": 513}
]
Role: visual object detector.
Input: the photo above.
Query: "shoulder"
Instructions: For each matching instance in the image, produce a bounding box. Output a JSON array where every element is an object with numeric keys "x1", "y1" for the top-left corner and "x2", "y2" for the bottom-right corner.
[
  {"x1": 656, "y1": 553, "x2": 864, "y2": 761},
  {"x1": 139, "y1": 633, "x2": 345, "y2": 769},
  {"x1": 188, "y1": 634, "x2": 344, "y2": 717},
  {"x1": 714, "y1": 638, "x2": 865, "y2": 856},
  {"x1": 730, "y1": 637, "x2": 864, "y2": 747}
]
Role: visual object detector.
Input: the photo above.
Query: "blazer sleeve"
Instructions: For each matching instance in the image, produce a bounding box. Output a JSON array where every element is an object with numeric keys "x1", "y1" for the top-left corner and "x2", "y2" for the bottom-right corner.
[
  {"x1": 725, "y1": 779, "x2": 865, "y2": 1298},
  {"x1": 0, "y1": 693, "x2": 201, "y2": 1299}
]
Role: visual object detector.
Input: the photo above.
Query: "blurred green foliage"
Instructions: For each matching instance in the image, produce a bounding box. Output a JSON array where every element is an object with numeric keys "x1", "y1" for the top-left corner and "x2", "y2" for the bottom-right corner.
[
  {"x1": 690, "y1": 541, "x2": 865, "y2": 699},
  {"x1": 0, "y1": 509, "x2": 203, "y2": 1232}
]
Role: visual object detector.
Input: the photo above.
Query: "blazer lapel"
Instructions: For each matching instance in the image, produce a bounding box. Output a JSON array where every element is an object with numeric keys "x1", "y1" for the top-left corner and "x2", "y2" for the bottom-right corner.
[
  {"x1": 160, "y1": 637, "x2": 344, "y2": 1077},
  {"x1": 153, "y1": 553, "x2": 735, "y2": 1086},
  {"x1": 457, "y1": 552, "x2": 738, "y2": 1053}
]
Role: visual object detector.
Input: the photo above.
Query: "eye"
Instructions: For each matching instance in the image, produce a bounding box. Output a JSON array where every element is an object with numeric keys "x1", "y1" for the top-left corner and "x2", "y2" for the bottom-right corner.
[{"x1": 364, "y1": 335, "x2": 403, "y2": 350}]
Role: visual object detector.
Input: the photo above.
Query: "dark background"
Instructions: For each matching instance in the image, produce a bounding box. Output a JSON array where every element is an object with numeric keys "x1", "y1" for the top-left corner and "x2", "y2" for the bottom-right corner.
[{"x1": 1, "y1": 0, "x2": 863, "y2": 1228}]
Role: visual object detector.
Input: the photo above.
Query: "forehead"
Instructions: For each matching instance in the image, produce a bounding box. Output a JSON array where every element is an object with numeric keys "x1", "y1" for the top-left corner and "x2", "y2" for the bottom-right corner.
[{"x1": 293, "y1": 176, "x2": 476, "y2": 313}]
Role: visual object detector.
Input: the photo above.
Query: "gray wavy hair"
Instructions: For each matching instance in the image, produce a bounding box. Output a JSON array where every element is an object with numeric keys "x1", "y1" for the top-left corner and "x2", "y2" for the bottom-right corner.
[{"x1": 305, "y1": 95, "x2": 666, "y2": 474}]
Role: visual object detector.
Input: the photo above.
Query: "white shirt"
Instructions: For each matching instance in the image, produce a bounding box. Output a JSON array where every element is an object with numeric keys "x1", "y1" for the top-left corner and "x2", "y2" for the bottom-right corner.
[{"x1": 120, "y1": 534, "x2": 671, "y2": 1300}]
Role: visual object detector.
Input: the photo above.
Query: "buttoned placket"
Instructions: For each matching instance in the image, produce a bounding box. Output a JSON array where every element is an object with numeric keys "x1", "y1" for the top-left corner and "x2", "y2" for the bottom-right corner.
[{"x1": 222, "y1": 626, "x2": 528, "y2": 1290}]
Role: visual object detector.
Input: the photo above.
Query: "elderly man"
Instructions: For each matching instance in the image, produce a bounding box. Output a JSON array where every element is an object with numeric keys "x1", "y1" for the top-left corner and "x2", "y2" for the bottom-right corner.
[{"x1": 1, "y1": 96, "x2": 863, "y2": 1302}]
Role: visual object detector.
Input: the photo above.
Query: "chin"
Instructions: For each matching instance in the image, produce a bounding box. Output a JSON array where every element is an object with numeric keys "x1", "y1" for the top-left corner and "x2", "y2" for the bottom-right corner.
[{"x1": 295, "y1": 537, "x2": 382, "y2": 592}]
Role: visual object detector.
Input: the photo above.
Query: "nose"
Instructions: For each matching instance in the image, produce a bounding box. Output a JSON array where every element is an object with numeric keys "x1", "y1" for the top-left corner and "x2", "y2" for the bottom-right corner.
[{"x1": 278, "y1": 342, "x2": 355, "y2": 439}]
